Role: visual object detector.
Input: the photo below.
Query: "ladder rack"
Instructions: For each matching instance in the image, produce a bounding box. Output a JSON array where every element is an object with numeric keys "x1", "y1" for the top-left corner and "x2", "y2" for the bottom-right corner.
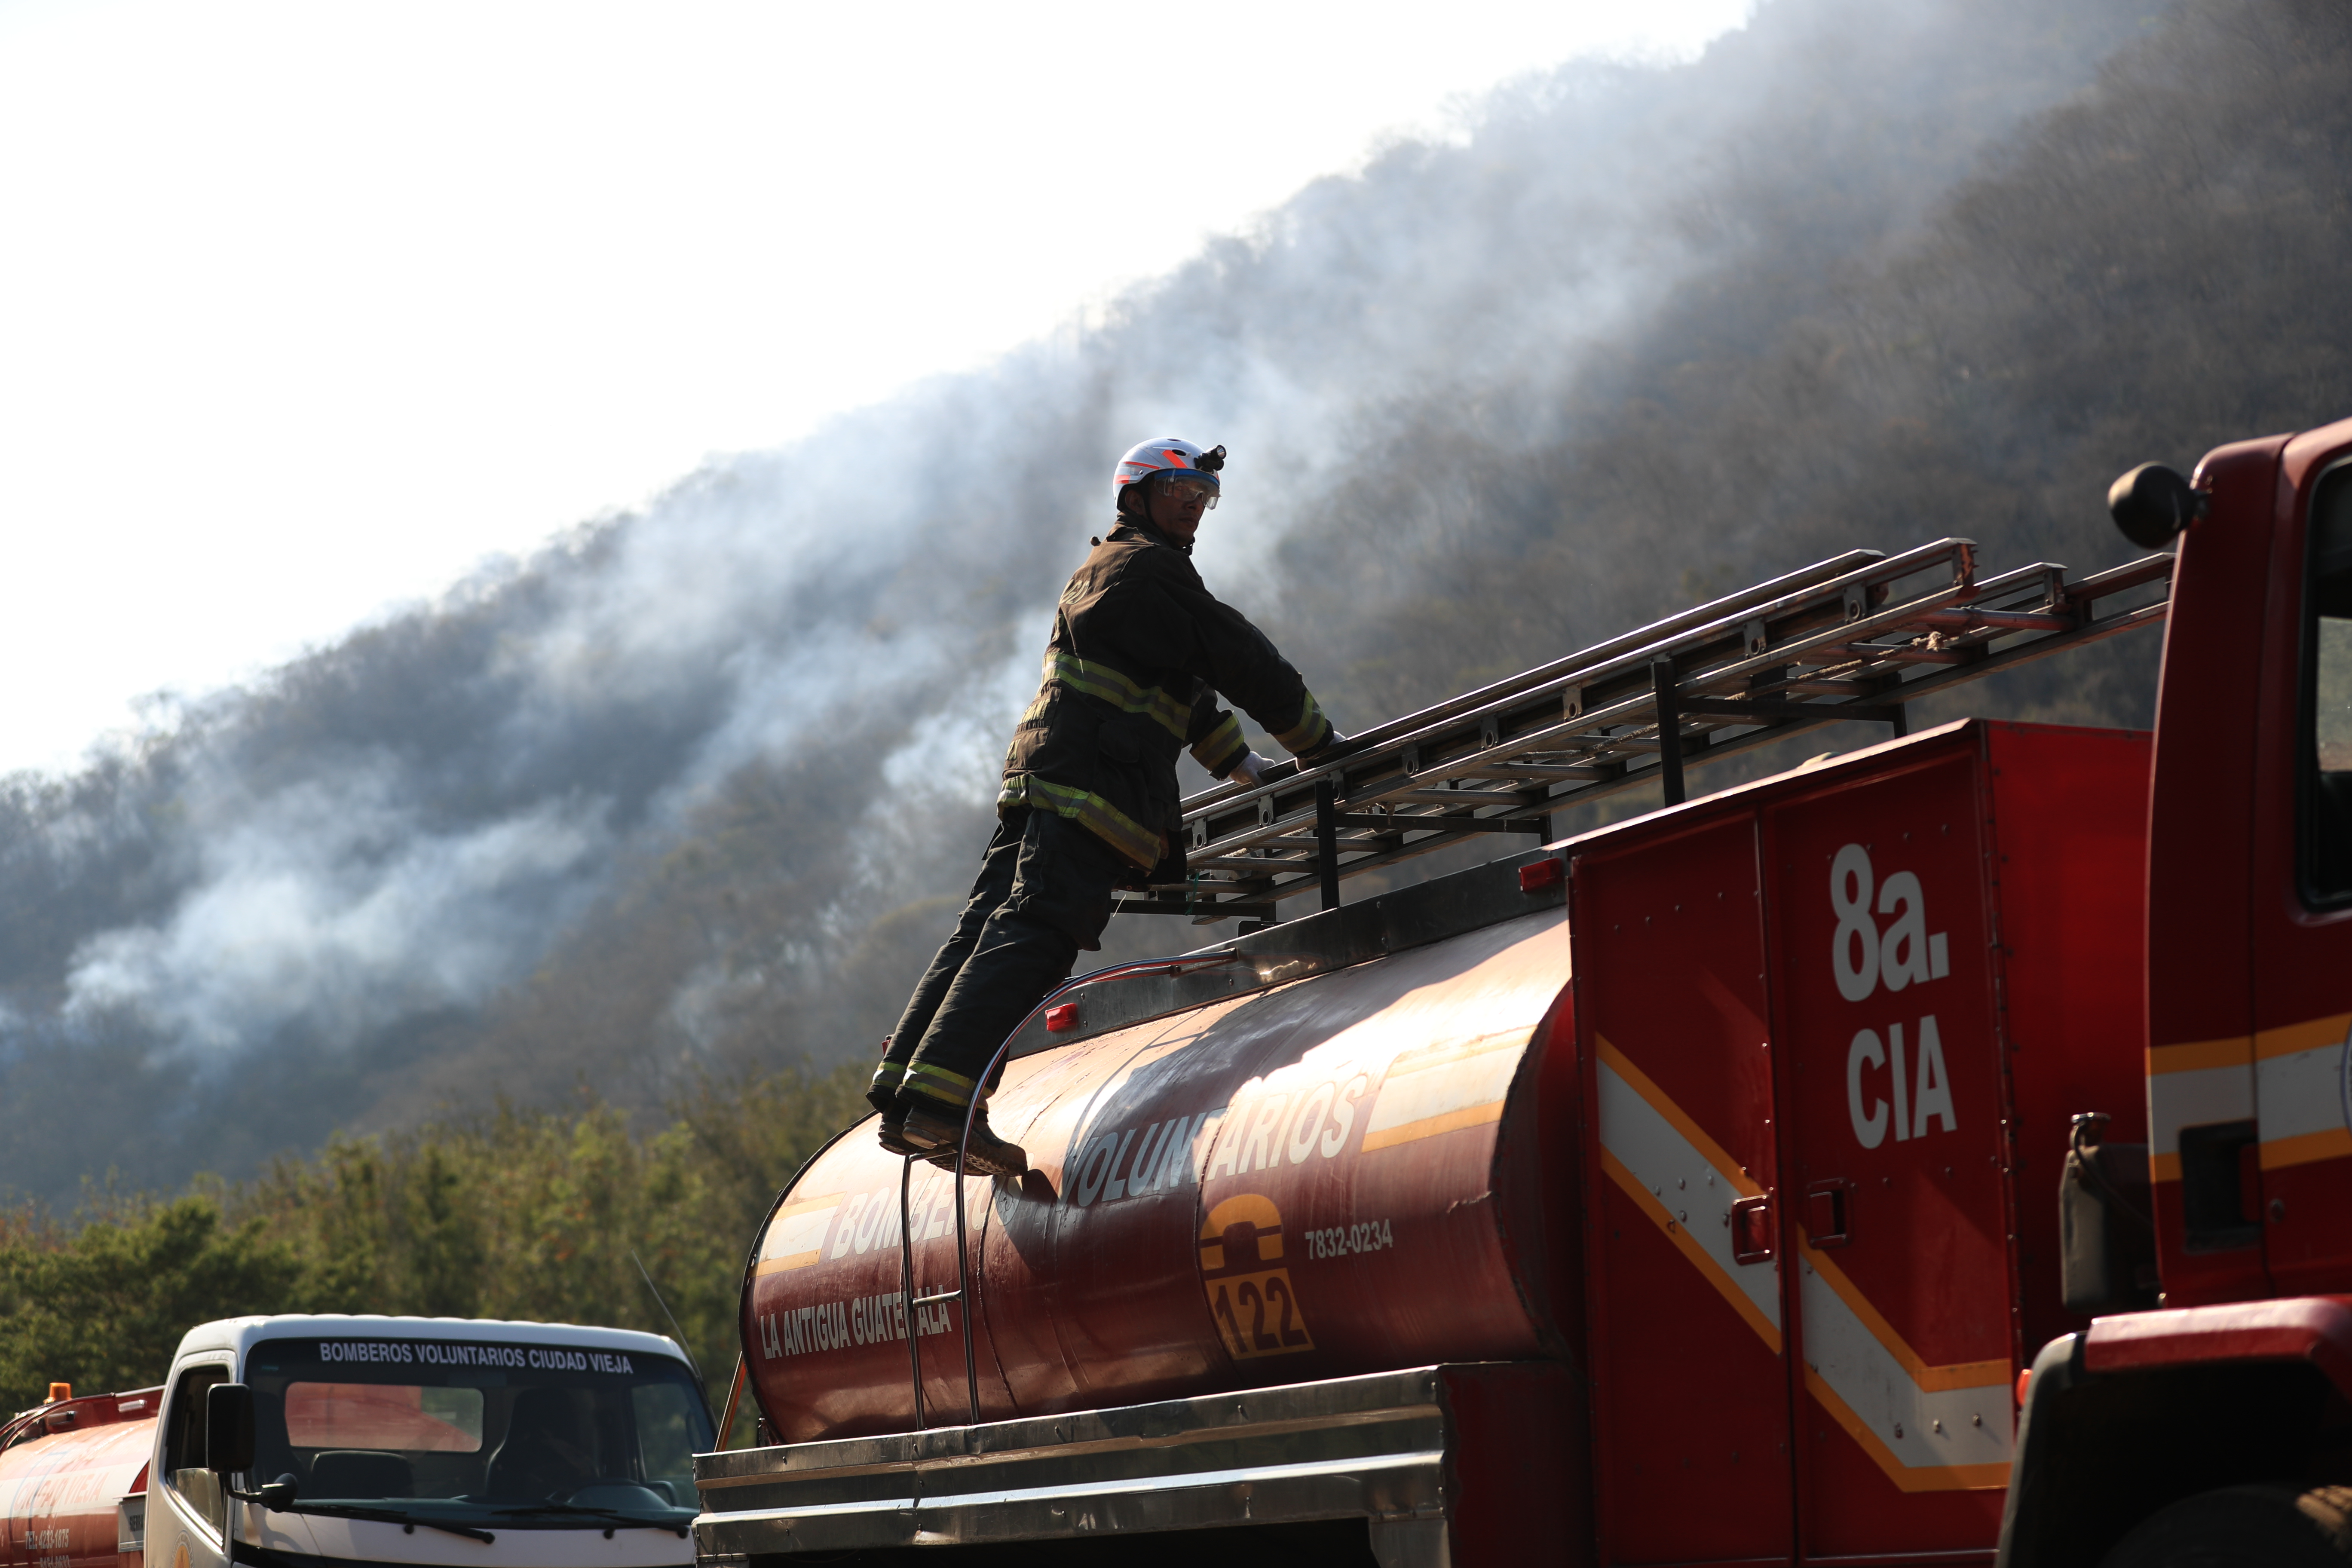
[{"x1": 1116, "y1": 538, "x2": 2174, "y2": 925}]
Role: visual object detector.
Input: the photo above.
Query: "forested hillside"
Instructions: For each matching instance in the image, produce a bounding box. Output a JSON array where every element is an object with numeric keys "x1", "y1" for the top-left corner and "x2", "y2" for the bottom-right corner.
[
  {"x1": 0, "y1": 0, "x2": 2346, "y2": 1248},
  {"x1": 0, "y1": 1063, "x2": 866, "y2": 1424}
]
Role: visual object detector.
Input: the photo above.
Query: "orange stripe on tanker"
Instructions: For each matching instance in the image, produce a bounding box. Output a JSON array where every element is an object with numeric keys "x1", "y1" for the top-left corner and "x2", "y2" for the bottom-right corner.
[
  {"x1": 756, "y1": 1192, "x2": 847, "y2": 1274},
  {"x1": 1358, "y1": 1029, "x2": 1525, "y2": 1152}
]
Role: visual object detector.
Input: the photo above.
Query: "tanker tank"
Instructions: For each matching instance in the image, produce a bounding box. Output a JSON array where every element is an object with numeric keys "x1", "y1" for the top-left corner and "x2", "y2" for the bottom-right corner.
[
  {"x1": 738, "y1": 851, "x2": 1582, "y2": 1445},
  {"x1": 0, "y1": 1388, "x2": 159, "y2": 1568}
]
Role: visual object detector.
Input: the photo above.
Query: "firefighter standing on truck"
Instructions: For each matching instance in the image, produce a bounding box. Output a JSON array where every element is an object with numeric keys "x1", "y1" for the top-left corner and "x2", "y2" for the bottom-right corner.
[{"x1": 866, "y1": 438, "x2": 1341, "y2": 1177}]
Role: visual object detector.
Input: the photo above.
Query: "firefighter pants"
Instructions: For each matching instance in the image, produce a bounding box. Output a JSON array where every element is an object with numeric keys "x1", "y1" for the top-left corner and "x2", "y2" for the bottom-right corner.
[{"x1": 875, "y1": 806, "x2": 1124, "y2": 1113}]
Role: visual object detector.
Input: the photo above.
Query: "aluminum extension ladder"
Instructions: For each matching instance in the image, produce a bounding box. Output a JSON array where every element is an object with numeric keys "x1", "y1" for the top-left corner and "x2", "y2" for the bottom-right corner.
[{"x1": 1116, "y1": 537, "x2": 2174, "y2": 925}]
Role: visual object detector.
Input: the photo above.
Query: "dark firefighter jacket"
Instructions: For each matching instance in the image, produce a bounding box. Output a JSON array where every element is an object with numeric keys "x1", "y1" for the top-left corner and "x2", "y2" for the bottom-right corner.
[{"x1": 999, "y1": 521, "x2": 1333, "y2": 874}]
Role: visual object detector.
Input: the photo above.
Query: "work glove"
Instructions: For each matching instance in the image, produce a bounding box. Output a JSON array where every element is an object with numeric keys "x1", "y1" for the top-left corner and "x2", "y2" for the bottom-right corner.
[{"x1": 1224, "y1": 750, "x2": 1275, "y2": 787}]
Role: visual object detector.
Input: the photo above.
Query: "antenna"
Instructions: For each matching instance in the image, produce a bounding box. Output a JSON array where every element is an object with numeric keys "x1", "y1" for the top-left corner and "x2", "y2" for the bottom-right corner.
[{"x1": 630, "y1": 1248, "x2": 703, "y2": 1385}]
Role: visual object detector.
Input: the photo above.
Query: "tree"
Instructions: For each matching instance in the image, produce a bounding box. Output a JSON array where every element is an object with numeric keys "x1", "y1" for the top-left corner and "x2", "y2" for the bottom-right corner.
[{"x1": 0, "y1": 1196, "x2": 300, "y2": 1405}]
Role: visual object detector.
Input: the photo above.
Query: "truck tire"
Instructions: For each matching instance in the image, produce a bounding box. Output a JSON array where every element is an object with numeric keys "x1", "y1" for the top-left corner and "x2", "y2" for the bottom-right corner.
[{"x1": 2101, "y1": 1485, "x2": 2352, "y2": 1568}]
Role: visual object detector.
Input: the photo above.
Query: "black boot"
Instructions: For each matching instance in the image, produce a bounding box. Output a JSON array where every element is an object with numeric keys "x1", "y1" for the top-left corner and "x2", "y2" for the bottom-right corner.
[
  {"x1": 900, "y1": 1096, "x2": 1028, "y2": 1179},
  {"x1": 875, "y1": 1103, "x2": 927, "y2": 1158},
  {"x1": 870, "y1": 1061, "x2": 926, "y2": 1156},
  {"x1": 866, "y1": 1058, "x2": 903, "y2": 1116}
]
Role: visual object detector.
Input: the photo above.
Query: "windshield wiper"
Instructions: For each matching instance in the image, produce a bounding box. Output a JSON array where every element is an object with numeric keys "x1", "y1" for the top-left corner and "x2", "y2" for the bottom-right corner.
[
  {"x1": 482, "y1": 1502, "x2": 689, "y2": 1537},
  {"x1": 230, "y1": 1480, "x2": 497, "y2": 1546},
  {"x1": 281, "y1": 1503, "x2": 495, "y2": 1544}
]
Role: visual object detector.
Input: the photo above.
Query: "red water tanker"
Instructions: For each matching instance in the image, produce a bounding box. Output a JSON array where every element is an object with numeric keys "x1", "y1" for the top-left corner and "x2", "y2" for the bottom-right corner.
[
  {"x1": 721, "y1": 704, "x2": 2158, "y2": 1563},
  {"x1": 0, "y1": 1387, "x2": 157, "y2": 1568},
  {"x1": 744, "y1": 859, "x2": 1579, "y2": 1446}
]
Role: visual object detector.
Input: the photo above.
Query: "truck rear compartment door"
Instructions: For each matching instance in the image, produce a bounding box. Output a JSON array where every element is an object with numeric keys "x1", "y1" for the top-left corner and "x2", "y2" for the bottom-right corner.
[
  {"x1": 1766, "y1": 747, "x2": 2015, "y2": 1559},
  {"x1": 1576, "y1": 812, "x2": 1794, "y2": 1565}
]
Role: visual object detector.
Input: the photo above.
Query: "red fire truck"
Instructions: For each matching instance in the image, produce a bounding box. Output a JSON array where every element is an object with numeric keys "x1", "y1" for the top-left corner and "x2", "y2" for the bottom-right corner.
[{"x1": 691, "y1": 416, "x2": 2352, "y2": 1567}]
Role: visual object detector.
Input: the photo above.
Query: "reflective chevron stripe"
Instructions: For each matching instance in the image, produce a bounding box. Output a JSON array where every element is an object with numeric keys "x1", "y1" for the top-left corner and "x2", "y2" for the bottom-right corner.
[
  {"x1": 1595, "y1": 1039, "x2": 1780, "y2": 1348},
  {"x1": 1795, "y1": 1239, "x2": 2012, "y2": 1490},
  {"x1": 1596, "y1": 1034, "x2": 2011, "y2": 1494}
]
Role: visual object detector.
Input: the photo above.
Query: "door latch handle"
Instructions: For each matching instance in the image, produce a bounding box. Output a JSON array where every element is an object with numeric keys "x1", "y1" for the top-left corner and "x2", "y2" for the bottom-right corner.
[
  {"x1": 1804, "y1": 1179, "x2": 1853, "y2": 1249},
  {"x1": 1731, "y1": 1194, "x2": 1774, "y2": 1263}
]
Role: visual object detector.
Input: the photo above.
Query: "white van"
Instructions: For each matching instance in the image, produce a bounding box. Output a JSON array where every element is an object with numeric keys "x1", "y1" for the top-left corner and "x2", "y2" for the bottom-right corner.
[{"x1": 141, "y1": 1316, "x2": 708, "y2": 1568}]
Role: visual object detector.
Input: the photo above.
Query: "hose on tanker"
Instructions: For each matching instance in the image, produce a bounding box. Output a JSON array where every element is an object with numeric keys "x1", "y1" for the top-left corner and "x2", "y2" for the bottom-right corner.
[
  {"x1": 902, "y1": 947, "x2": 1252, "y2": 1429},
  {"x1": 0, "y1": 1406, "x2": 50, "y2": 1452},
  {"x1": 946, "y1": 949, "x2": 1252, "y2": 1183}
]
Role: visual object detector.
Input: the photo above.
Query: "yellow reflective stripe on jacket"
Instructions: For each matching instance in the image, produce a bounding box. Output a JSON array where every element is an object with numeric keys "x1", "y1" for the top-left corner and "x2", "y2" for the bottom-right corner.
[
  {"x1": 1274, "y1": 691, "x2": 1332, "y2": 755},
  {"x1": 1049, "y1": 653, "x2": 1191, "y2": 741},
  {"x1": 1190, "y1": 712, "x2": 1246, "y2": 777},
  {"x1": 998, "y1": 773, "x2": 1166, "y2": 869}
]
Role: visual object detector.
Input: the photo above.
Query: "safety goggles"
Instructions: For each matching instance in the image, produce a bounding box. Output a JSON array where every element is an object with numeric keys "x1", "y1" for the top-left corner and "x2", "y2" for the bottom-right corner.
[{"x1": 1159, "y1": 472, "x2": 1220, "y2": 508}]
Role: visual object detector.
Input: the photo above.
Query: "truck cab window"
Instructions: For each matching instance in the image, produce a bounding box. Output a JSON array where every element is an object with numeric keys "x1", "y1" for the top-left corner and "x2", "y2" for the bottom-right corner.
[
  {"x1": 162, "y1": 1364, "x2": 230, "y2": 1534},
  {"x1": 234, "y1": 1338, "x2": 710, "y2": 1532},
  {"x1": 630, "y1": 1383, "x2": 701, "y2": 1506},
  {"x1": 2306, "y1": 470, "x2": 2352, "y2": 901}
]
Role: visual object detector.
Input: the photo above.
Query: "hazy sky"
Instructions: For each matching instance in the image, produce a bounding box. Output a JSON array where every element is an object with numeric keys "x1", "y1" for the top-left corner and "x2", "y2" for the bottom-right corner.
[{"x1": 0, "y1": 0, "x2": 1751, "y2": 776}]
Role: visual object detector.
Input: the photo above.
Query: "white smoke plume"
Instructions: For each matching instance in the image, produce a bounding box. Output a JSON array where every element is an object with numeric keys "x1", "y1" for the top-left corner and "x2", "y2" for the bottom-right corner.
[{"x1": 0, "y1": 0, "x2": 2164, "y2": 1197}]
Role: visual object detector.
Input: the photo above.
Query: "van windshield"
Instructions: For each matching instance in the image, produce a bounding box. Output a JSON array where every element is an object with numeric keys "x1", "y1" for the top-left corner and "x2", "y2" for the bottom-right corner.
[{"x1": 242, "y1": 1335, "x2": 712, "y2": 1531}]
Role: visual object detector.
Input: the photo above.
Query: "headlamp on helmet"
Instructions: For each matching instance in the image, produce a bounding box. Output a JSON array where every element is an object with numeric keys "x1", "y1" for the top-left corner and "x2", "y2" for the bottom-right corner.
[{"x1": 1113, "y1": 438, "x2": 1225, "y2": 513}]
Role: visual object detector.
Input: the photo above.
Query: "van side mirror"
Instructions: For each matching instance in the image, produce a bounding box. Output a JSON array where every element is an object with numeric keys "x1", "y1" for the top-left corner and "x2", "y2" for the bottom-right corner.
[
  {"x1": 2109, "y1": 462, "x2": 2206, "y2": 548},
  {"x1": 205, "y1": 1384, "x2": 255, "y2": 1475}
]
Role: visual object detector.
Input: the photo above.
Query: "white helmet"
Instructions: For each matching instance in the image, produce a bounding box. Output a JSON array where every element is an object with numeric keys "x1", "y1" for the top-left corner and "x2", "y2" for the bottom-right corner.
[{"x1": 1112, "y1": 438, "x2": 1225, "y2": 511}]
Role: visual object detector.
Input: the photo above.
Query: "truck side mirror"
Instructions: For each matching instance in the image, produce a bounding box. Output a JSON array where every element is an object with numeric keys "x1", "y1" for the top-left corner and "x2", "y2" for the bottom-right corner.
[
  {"x1": 2109, "y1": 462, "x2": 2205, "y2": 548},
  {"x1": 205, "y1": 1384, "x2": 255, "y2": 1475}
]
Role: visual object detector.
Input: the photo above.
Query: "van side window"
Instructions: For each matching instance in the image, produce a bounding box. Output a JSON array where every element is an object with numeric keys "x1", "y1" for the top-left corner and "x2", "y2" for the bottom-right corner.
[
  {"x1": 162, "y1": 1364, "x2": 230, "y2": 1535},
  {"x1": 2305, "y1": 469, "x2": 2352, "y2": 902}
]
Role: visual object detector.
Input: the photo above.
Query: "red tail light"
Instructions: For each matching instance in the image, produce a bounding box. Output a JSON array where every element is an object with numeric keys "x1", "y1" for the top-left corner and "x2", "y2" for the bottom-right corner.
[{"x1": 1045, "y1": 1003, "x2": 1078, "y2": 1032}]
